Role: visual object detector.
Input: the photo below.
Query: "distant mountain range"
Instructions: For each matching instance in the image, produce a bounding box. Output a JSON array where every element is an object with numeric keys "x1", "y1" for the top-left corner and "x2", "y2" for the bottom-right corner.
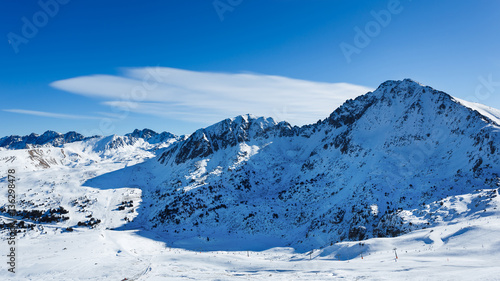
[{"x1": 0, "y1": 128, "x2": 177, "y2": 150}]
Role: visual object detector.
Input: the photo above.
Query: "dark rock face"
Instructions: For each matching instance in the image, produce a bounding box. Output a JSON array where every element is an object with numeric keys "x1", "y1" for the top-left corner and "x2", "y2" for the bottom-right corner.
[
  {"x1": 326, "y1": 94, "x2": 378, "y2": 129},
  {"x1": 127, "y1": 128, "x2": 158, "y2": 139},
  {"x1": 159, "y1": 115, "x2": 296, "y2": 165},
  {"x1": 125, "y1": 128, "x2": 177, "y2": 144}
]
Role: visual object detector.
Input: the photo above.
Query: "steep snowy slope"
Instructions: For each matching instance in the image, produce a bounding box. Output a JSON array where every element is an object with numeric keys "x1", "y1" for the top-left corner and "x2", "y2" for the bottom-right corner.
[{"x1": 97, "y1": 79, "x2": 500, "y2": 251}]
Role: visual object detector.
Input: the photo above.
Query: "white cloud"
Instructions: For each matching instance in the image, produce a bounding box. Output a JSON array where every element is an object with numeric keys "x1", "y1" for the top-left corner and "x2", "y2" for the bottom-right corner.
[
  {"x1": 50, "y1": 67, "x2": 374, "y2": 125},
  {"x1": 3, "y1": 109, "x2": 101, "y2": 120}
]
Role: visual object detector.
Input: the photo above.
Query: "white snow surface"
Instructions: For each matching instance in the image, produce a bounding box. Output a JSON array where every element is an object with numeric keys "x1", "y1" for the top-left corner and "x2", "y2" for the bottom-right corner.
[
  {"x1": 2, "y1": 215, "x2": 500, "y2": 280},
  {"x1": 454, "y1": 97, "x2": 500, "y2": 125}
]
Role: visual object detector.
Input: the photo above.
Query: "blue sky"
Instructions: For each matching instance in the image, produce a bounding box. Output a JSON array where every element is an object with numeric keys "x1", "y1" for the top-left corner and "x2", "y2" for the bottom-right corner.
[{"x1": 1, "y1": 0, "x2": 500, "y2": 137}]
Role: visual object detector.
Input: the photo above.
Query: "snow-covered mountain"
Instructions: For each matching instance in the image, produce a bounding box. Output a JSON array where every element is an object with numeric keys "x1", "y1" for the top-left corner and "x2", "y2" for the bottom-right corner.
[
  {"x1": 0, "y1": 128, "x2": 178, "y2": 150},
  {"x1": 1, "y1": 79, "x2": 500, "y2": 279},
  {"x1": 102, "y1": 79, "x2": 496, "y2": 251},
  {"x1": 0, "y1": 128, "x2": 179, "y2": 171},
  {"x1": 0, "y1": 130, "x2": 88, "y2": 150}
]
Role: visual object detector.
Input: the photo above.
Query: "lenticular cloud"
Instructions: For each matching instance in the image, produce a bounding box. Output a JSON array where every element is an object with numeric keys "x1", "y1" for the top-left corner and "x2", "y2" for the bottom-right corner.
[{"x1": 50, "y1": 67, "x2": 373, "y2": 125}]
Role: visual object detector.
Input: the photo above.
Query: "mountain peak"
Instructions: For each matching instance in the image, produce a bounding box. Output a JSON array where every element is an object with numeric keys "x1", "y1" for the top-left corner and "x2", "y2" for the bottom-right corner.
[
  {"x1": 125, "y1": 128, "x2": 177, "y2": 144},
  {"x1": 326, "y1": 79, "x2": 453, "y2": 129},
  {"x1": 376, "y1": 78, "x2": 424, "y2": 90},
  {"x1": 373, "y1": 79, "x2": 455, "y2": 103},
  {"x1": 126, "y1": 128, "x2": 158, "y2": 139},
  {"x1": 159, "y1": 114, "x2": 292, "y2": 165}
]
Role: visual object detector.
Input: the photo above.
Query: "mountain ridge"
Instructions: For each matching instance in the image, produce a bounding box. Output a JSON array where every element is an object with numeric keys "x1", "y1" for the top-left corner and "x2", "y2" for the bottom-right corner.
[{"x1": 0, "y1": 128, "x2": 178, "y2": 150}]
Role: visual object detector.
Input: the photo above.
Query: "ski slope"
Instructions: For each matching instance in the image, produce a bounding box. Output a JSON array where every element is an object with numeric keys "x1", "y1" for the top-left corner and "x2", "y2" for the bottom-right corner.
[{"x1": 1, "y1": 212, "x2": 499, "y2": 280}]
